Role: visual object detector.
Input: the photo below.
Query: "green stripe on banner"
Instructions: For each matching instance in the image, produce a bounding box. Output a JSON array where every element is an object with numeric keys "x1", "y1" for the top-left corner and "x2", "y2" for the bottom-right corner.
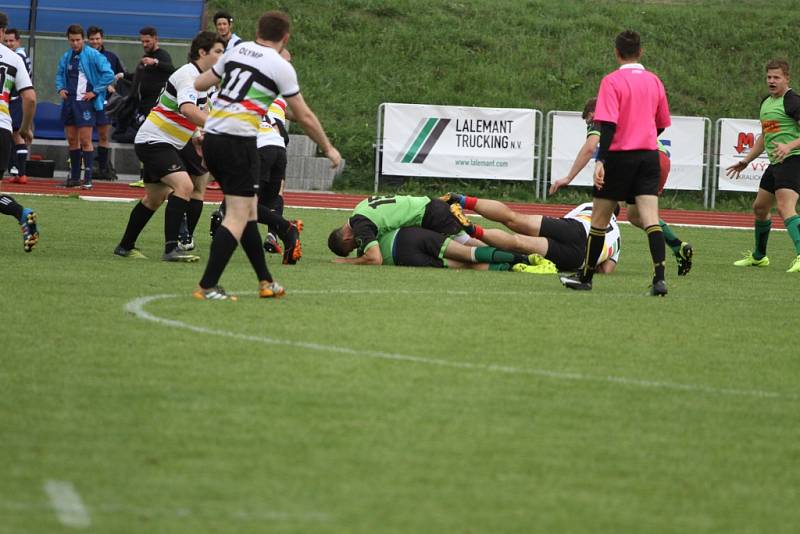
[{"x1": 402, "y1": 118, "x2": 438, "y2": 163}]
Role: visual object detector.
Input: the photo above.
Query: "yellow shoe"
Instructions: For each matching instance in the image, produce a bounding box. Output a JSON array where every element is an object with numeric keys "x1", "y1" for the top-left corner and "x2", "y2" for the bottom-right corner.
[
  {"x1": 128, "y1": 179, "x2": 145, "y2": 188},
  {"x1": 512, "y1": 260, "x2": 557, "y2": 274},
  {"x1": 259, "y1": 280, "x2": 286, "y2": 298},
  {"x1": 787, "y1": 255, "x2": 800, "y2": 273},
  {"x1": 733, "y1": 251, "x2": 769, "y2": 267}
]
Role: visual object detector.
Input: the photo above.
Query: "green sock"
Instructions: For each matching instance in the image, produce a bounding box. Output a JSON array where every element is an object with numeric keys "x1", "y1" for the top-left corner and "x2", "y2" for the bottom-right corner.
[
  {"x1": 474, "y1": 246, "x2": 521, "y2": 264},
  {"x1": 785, "y1": 215, "x2": 800, "y2": 255},
  {"x1": 754, "y1": 219, "x2": 771, "y2": 260},
  {"x1": 659, "y1": 219, "x2": 682, "y2": 255},
  {"x1": 488, "y1": 263, "x2": 511, "y2": 271}
]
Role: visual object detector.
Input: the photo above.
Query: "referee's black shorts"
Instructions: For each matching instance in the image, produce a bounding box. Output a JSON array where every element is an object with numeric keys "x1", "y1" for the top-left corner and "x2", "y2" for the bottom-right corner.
[
  {"x1": 594, "y1": 149, "x2": 660, "y2": 204},
  {"x1": 203, "y1": 132, "x2": 259, "y2": 197}
]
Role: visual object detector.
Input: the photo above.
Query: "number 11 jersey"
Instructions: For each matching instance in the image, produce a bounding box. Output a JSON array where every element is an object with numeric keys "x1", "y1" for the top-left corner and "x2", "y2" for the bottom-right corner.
[{"x1": 205, "y1": 42, "x2": 299, "y2": 138}]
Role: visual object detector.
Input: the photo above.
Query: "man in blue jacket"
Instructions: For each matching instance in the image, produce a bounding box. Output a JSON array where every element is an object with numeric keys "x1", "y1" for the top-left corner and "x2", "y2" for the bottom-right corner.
[{"x1": 55, "y1": 24, "x2": 115, "y2": 189}]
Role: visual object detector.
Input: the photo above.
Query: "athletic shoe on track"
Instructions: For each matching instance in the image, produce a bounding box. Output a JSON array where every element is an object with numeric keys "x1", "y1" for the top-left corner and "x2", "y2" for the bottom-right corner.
[
  {"x1": 20, "y1": 208, "x2": 38, "y2": 252},
  {"x1": 162, "y1": 249, "x2": 200, "y2": 262},
  {"x1": 787, "y1": 255, "x2": 800, "y2": 273},
  {"x1": 733, "y1": 251, "x2": 769, "y2": 267},
  {"x1": 193, "y1": 286, "x2": 237, "y2": 301},
  {"x1": 263, "y1": 232, "x2": 282, "y2": 254},
  {"x1": 113, "y1": 245, "x2": 147, "y2": 259},
  {"x1": 259, "y1": 280, "x2": 286, "y2": 298},
  {"x1": 560, "y1": 273, "x2": 592, "y2": 291},
  {"x1": 676, "y1": 242, "x2": 693, "y2": 276},
  {"x1": 649, "y1": 279, "x2": 668, "y2": 297},
  {"x1": 9, "y1": 175, "x2": 27, "y2": 184}
]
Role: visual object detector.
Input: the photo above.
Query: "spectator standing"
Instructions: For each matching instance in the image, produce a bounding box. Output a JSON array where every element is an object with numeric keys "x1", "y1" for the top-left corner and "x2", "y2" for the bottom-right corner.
[
  {"x1": 214, "y1": 11, "x2": 242, "y2": 50},
  {"x1": 87, "y1": 26, "x2": 125, "y2": 180},
  {"x1": 3, "y1": 28, "x2": 32, "y2": 184},
  {"x1": 55, "y1": 24, "x2": 115, "y2": 189}
]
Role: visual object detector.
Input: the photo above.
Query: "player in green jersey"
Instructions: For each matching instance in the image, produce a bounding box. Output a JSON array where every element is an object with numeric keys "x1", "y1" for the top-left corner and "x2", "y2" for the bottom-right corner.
[
  {"x1": 727, "y1": 59, "x2": 800, "y2": 272},
  {"x1": 549, "y1": 97, "x2": 693, "y2": 275}
]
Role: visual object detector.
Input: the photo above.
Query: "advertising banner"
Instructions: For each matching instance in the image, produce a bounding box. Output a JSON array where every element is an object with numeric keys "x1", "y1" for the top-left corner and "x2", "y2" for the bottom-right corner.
[{"x1": 717, "y1": 118, "x2": 768, "y2": 192}]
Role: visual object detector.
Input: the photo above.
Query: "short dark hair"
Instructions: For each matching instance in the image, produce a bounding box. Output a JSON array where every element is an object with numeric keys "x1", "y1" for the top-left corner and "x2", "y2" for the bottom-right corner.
[
  {"x1": 328, "y1": 227, "x2": 351, "y2": 257},
  {"x1": 213, "y1": 10, "x2": 233, "y2": 24},
  {"x1": 582, "y1": 97, "x2": 597, "y2": 120},
  {"x1": 139, "y1": 26, "x2": 158, "y2": 38},
  {"x1": 189, "y1": 31, "x2": 224, "y2": 61},
  {"x1": 66, "y1": 24, "x2": 84, "y2": 37},
  {"x1": 615, "y1": 30, "x2": 641, "y2": 60},
  {"x1": 257, "y1": 11, "x2": 291, "y2": 42},
  {"x1": 87, "y1": 26, "x2": 103, "y2": 38},
  {"x1": 6, "y1": 28, "x2": 20, "y2": 40},
  {"x1": 766, "y1": 59, "x2": 790, "y2": 77},
  {"x1": 0, "y1": 12, "x2": 8, "y2": 31}
]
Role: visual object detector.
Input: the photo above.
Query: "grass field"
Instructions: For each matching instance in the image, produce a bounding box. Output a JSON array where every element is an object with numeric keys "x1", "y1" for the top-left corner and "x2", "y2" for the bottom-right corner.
[{"x1": 1, "y1": 194, "x2": 799, "y2": 532}]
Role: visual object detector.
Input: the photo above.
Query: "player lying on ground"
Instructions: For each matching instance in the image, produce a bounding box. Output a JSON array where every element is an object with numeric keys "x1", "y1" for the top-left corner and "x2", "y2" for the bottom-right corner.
[
  {"x1": 441, "y1": 193, "x2": 620, "y2": 274},
  {"x1": 549, "y1": 96, "x2": 693, "y2": 276}
]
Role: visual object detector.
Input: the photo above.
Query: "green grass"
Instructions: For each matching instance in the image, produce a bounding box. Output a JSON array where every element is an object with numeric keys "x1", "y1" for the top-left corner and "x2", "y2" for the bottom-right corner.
[
  {"x1": 2, "y1": 194, "x2": 799, "y2": 532},
  {"x1": 208, "y1": 0, "x2": 795, "y2": 197}
]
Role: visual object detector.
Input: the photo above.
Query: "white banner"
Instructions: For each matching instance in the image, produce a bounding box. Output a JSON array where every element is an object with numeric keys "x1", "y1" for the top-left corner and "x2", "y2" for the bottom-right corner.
[
  {"x1": 381, "y1": 103, "x2": 535, "y2": 180},
  {"x1": 717, "y1": 118, "x2": 768, "y2": 192},
  {"x1": 550, "y1": 112, "x2": 705, "y2": 190}
]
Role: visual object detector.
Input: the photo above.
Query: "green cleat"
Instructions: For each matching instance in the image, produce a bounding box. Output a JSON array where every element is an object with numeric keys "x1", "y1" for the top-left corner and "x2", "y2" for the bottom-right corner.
[
  {"x1": 676, "y1": 242, "x2": 693, "y2": 276},
  {"x1": 787, "y1": 255, "x2": 800, "y2": 273},
  {"x1": 114, "y1": 245, "x2": 147, "y2": 259},
  {"x1": 733, "y1": 251, "x2": 769, "y2": 267}
]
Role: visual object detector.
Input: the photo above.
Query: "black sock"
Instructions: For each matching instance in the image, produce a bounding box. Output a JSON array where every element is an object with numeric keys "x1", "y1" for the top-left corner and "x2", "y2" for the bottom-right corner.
[
  {"x1": 0, "y1": 194, "x2": 24, "y2": 220},
  {"x1": 257, "y1": 204, "x2": 290, "y2": 239},
  {"x1": 15, "y1": 144, "x2": 28, "y2": 176},
  {"x1": 240, "y1": 220, "x2": 272, "y2": 282},
  {"x1": 164, "y1": 194, "x2": 190, "y2": 253},
  {"x1": 82, "y1": 150, "x2": 94, "y2": 181},
  {"x1": 199, "y1": 225, "x2": 238, "y2": 289},
  {"x1": 646, "y1": 224, "x2": 666, "y2": 283},
  {"x1": 271, "y1": 194, "x2": 285, "y2": 218},
  {"x1": 69, "y1": 149, "x2": 82, "y2": 181},
  {"x1": 186, "y1": 199, "x2": 204, "y2": 236},
  {"x1": 97, "y1": 146, "x2": 109, "y2": 169},
  {"x1": 119, "y1": 201, "x2": 155, "y2": 250},
  {"x1": 581, "y1": 226, "x2": 606, "y2": 283}
]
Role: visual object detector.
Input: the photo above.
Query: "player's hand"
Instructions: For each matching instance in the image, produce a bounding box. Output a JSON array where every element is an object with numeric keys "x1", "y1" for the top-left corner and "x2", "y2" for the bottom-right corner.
[
  {"x1": 325, "y1": 146, "x2": 342, "y2": 169},
  {"x1": 725, "y1": 160, "x2": 747, "y2": 178},
  {"x1": 593, "y1": 161, "x2": 605, "y2": 190},
  {"x1": 59, "y1": 89, "x2": 69, "y2": 100},
  {"x1": 549, "y1": 177, "x2": 570, "y2": 195},
  {"x1": 82, "y1": 91, "x2": 96, "y2": 101},
  {"x1": 141, "y1": 57, "x2": 156, "y2": 66},
  {"x1": 772, "y1": 142, "x2": 791, "y2": 162},
  {"x1": 107, "y1": 85, "x2": 116, "y2": 94},
  {"x1": 19, "y1": 126, "x2": 34, "y2": 146}
]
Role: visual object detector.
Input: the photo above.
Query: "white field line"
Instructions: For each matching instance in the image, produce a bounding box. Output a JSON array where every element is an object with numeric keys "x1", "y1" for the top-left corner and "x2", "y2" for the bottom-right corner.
[
  {"x1": 43, "y1": 480, "x2": 91, "y2": 529},
  {"x1": 125, "y1": 292, "x2": 798, "y2": 401}
]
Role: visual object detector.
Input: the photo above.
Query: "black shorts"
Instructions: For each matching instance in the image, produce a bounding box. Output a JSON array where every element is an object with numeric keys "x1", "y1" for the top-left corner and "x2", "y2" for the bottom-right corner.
[
  {"x1": 392, "y1": 227, "x2": 448, "y2": 268},
  {"x1": 539, "y1": 217, "x2": 586, "y2": 271},
  {"x1": 203, "y1": 133, "x2": 259, "y2": 197},
  {"x1": 594, "y1": 150, "x2": 660, "y2": 204},
  {"x1": 134, "y1": 142, "x2": 186, "y2": 184},
  {"x1": 95, "y1": 108, "x2": 111, "y2": 127},
  {"x1": 180, "y1": 142, "x2": 208, "y2": 177},
  {"x1": 0, "y1": 129, "x2": 12, "y2": 174},
  {"x1": 258, "y1": 145, "x2": 287, "y2": 203},
  {"x1": 421, "y1": 198, "x2": 465, "y2": 236},
  {"x1": 760, "y1": 155, "x2": 800, "y2": 194},
  {"x1": 10, "y1": 99, "x2": 22, "y2": 131}
]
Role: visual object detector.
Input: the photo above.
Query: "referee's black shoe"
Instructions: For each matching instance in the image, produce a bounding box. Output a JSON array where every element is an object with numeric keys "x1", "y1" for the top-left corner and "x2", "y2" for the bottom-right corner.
[
  {"x1": 649, "y1": 279, "x2": 668, "y2": 297},
  {"x1": 560, "y1": 273, "x2": 592, "y2": 291}
]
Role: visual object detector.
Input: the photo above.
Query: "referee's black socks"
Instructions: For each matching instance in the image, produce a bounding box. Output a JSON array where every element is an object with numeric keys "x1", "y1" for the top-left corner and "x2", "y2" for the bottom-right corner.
[
  {"x1": 646, "y1": 224, "x2": 666, "y2": 283},
  {"x1": 580, "y1": 226, "x2": 606, "y2": 283}
]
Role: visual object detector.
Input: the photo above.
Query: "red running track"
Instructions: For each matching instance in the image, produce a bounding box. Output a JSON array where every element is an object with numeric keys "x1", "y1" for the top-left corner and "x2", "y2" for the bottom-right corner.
[{"x1": 1, "y1": 177, "x2": 777, "y2": 229}]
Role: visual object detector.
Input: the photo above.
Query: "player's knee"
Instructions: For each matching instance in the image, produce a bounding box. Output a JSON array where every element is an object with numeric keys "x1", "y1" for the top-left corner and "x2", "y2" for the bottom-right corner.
[{"x1": 752, "y1": 202, "x2": 770, "y2": 218}]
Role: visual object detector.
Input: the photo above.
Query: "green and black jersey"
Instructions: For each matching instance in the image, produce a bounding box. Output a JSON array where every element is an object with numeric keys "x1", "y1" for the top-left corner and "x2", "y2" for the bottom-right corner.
[
  {"x1": 349, "y1": 195, "x2": 431, "y2": 256},
  {"x1": 760, "y1": 89, "x2": 800, "y2": 164},
  {"x1": 586, "y1": 121, "x2": 600, "y2": 139}
]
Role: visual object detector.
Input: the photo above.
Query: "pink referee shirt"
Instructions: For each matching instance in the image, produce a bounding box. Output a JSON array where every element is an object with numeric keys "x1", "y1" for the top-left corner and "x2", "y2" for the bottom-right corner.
[{"x1": 594, "y1": 63, "x2": 671, "y2": 151}]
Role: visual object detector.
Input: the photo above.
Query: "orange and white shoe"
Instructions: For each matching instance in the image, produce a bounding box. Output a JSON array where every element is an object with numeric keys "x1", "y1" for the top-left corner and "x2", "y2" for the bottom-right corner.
[{"x1": 259, "y1": 280, "x2": 286, "y2": 298}]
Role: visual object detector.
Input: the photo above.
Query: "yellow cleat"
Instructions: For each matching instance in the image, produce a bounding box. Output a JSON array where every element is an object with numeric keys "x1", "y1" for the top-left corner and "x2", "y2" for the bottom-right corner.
[
  {"x1": 733, "y1": 251, "x2": 769, "y2": 267},
  {"x1": 787, "y1": 255, "x2": 800, "y2": 273}
]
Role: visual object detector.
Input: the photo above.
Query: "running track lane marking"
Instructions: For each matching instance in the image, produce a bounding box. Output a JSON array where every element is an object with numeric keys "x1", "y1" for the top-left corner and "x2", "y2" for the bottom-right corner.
[
  {"x1": 125, "y1": 293, "x2": 798, "y2": 401},
  {"x1": 43, "y1": 480, "x2": 91, "y2": 529}
]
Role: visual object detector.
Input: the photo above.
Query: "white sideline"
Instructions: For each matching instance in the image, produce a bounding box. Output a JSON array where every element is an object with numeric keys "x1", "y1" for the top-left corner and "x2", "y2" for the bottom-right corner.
[
  {"x1": 43, "y1": 480, "x2": 91, "y2": 529},
  {"x1": 125, "y1": 292, "x2": 797, "y2": 401}
]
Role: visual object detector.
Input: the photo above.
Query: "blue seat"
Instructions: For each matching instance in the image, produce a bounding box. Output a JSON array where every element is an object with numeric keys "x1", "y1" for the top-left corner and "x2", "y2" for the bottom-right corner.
[{"x1": 34, "y1": 102, "x2": 66, "y2": 140}]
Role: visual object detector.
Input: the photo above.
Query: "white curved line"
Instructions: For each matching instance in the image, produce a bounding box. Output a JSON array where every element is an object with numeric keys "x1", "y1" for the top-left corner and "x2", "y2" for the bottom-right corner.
[{"x1": 125, "y1": 294, "x2": 797, "y2": 401}]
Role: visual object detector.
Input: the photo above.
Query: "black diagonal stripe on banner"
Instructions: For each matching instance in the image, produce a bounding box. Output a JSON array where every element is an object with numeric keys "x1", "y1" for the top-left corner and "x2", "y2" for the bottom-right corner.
[{"x1": 412, "y1": 118, "x2": 451, "y2": 164}]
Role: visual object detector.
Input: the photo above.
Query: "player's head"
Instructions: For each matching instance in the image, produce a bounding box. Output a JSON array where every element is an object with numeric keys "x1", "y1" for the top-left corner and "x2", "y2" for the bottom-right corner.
[
  {"x1": 87, "y1": 26, "x2": 104, "y2": 50},
  {"x1": 190, "y1": 31, "x2": 225, "y2": 70},
  {"x1": 581, "y1": 97, "x2": 597, "y2": 123},
  {"x1": 257, "y1": 10, "x2": 291, "y2": 50},
  {"x1": 328, "y1": 225, "x2": 356, "y2": 257},
  {"x1": 139, "y1": 26, "x2": 158, "y2": 53},
  {"x1": 765, "y1": 59, "x2": 790, "y2": 96},
  {"x1": 614, "y1": 30, "x2": 641, "y2": 61},
  {"x1": 214, "y1": 10, "x2": 234, "y2": 39},
  {"x1": 66, "y1": 24, "x2": 85, "y2": 52},
  {"x1": 4, "y1": 28, "x2": 20, "y2": 49}
]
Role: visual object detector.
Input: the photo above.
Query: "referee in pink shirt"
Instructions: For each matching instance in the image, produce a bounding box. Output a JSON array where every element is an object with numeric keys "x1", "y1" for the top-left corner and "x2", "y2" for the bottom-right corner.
[{"x1": 561, "y1": 30, "x2": 671, "y2": 296}]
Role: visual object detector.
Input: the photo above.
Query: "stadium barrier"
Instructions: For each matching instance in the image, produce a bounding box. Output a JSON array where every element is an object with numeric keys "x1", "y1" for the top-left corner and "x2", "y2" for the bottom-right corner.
[
  {"x1": 374, "y1": 102, "x2": 543, "y2": 193},
  {"x1": 543, "y1": 111, "x2": 712, "y2": 204},
  {"x1": 711, "y1": 118, "x2": 767, "y2": 208}
]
